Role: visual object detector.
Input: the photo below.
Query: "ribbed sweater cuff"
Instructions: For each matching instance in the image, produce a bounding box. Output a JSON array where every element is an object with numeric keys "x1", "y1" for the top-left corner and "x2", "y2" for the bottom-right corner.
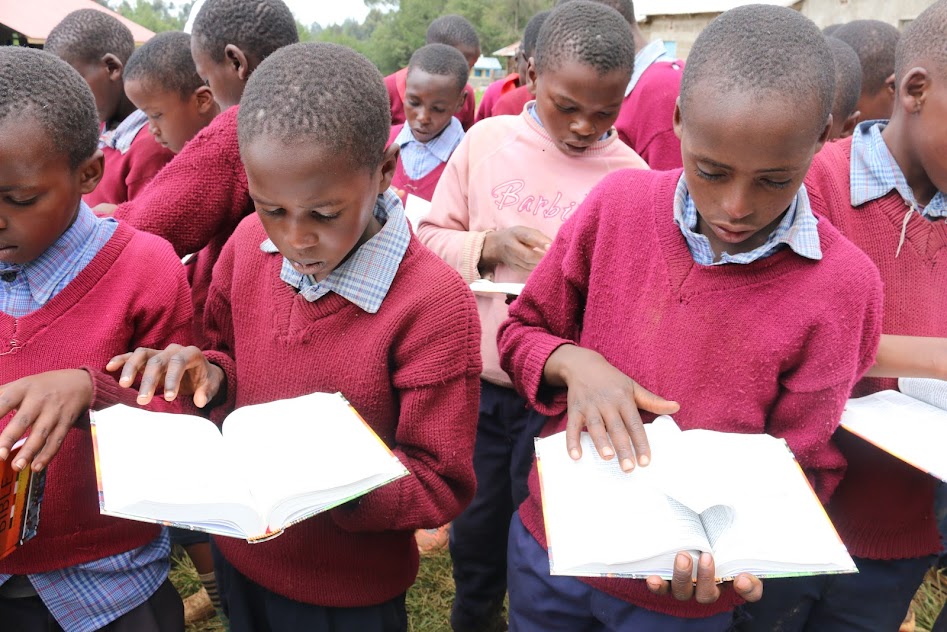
[
  {"x1": 461, "y1": 230, "x2": 491, "y2": 282},
  {"x1": 522, "y1": 336, "x2": 572, "y2": 417},
  {"x1": 84, "y1": 366, "x2": 124, "y2": 412},
  {"x1": 203, "y1": 351, "x2": 237, "y2": 425}
]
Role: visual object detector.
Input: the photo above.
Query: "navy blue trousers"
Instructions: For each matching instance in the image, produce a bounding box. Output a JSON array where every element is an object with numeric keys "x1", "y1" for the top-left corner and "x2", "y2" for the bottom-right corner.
[{"x1": 449, "y1": 380, "x2": 547, "y2": 632}]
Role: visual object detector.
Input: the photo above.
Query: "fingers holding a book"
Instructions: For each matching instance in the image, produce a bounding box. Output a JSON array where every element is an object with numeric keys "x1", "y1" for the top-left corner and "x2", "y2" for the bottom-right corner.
[
  {"x1": 107, "y1": 345, "x2": 224, "y2": 408},
  {"x1": 646, "y1": 552, "x2": 763, "y2": 604},
  {"x1": 480, "y1": 226, "x2": 553, "y2": 275},
  {"x1": 0, "y1": 369, "x2": 94, "y2": 472}
]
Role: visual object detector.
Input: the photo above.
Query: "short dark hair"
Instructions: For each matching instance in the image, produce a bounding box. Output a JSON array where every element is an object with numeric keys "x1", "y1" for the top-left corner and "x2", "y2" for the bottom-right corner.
[
  {"x1": 0, "y1": 47, "x2": 99, "y2": 169},
  {"x1": 823, "y1": 23, "x2": 843, "y2": 36},
  {"x1": 522, "y1": 11, "x2": 551, "y2": 58},
  {"x1": 896, "y1": 0, "x2": 947, "y2": 82},
  {"x1": 408, "y1": 44, "x2": 470, "y2": 92},
  {"x1": 827, "y1": 36, "x2": 862, "y2": 121},
  {"x1": 125, "y1": 31, "x2": 203, "y2": 98},
  {"x1": 834, "y1": 19, "x2": 900, "y2": 95},
  {"x1": 557, "y1": 0, "x2": 636, "y2": 26},
  {"x1": 238, "y1": 43, "x2": 390, "y2": 171},
  {"x1": 426, "y1": 15, "x2": 480, "y2": 51},
  {"x1": 535, "y1": 1, "x2": 635, "y2": 76},
  {"x1": 680, "y1": 4, "x2": 835, "y2": 138},
  {"x1": 45, "y1": 9, "x2": 135, "y2": 64},
  {"x1": 192, "y1": 0, "x2": 298, "y2": 64}
]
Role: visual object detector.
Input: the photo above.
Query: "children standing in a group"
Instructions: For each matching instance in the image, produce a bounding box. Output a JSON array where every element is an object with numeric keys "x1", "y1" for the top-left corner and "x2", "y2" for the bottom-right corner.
[
  {"x1": 418, "y1": 3, "x2": 648, "y2": 630},
  {"x1": 0, "y1": 47, "x2": 193, "y2": 632},
  {"x1": 497, "y1": 5, "x2": 883, "y2": 630},
  {"x1": 386, "y1": 15, "x2": 480, "y2": 131},
  {"x1": 833, "y1": 19, "x2": 901, "y2": 122},
  {"x1": 110, "y1": 41, "x2": 481, "y2": 632},
  {"x1": 389, "y1": 44, "x2": 470, "y2": 204},
  {"x1": 741, "y1": 2, "x2": 947, "y2": 630},
  {"x1": 45, "y1": 10, "x2": 175, "y2": 206}
]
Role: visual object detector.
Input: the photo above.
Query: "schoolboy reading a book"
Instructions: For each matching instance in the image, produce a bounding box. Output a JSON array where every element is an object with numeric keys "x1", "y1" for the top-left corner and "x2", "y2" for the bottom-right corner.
[
  {"x1": 491, "y1": 11, "x2": 550, "y2": 118},
  {"x1": 109, "y1": 42, "x2": 481, "y2": 632},
  {"x1": 45, "y1": 10, "x2": 175, "y2": 207},
  {"x1": 386, "y1": 15, "x2": 479, "y2": 131},
  {"x1": 742, "y1": 3, "x2": 947, "y2": 629},
  {"x1": 497, "y1": 5, "x2": 884, "y2": 630},
  {"x1": 125, "y1": 31, "x2": 221, "y2": 155},
  {"x1": 0, "y1": 47, "x2": 194, "y2": 632},
  {"x1": 418, "y1": 3, "x2": 648, "y2": 629},
  {"x1": 106, "y1": 0, "x2": 298, "y2": 340},
  {"x1": 833, "y1": 19, "x2": 901, "y2": 122},
  {"x1": 389, "y1": 44, "x2": 469, "y2": 203},
  {"x1": 826, "y1": 37, "x2": 862, "y2": 141}
]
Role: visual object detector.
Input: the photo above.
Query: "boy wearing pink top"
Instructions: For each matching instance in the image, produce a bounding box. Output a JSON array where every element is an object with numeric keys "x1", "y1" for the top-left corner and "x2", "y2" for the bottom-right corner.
[{"x1": 418, "y1": 3, "x2": 647, "y2": 630}]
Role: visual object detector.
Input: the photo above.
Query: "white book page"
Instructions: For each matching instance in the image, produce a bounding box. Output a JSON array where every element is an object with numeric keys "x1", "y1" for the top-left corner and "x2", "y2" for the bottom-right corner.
[
  {"x1": 222, "y1": 392, "x2": 405, "y2": 529},
  {"x1": 536, "y1": 432, "x2": 711, "y2": 575},
  {"x1": 404, "y1": 194, "x2": 431, "y2": 233},
  {"x1": 900, "y1": 378, "x2": 947, "y2": 412},
  {"x1": 91, "y1": 405, "x2": 254, "y2": 515},
  {"x1": 841, "y1": 390, "x2": 947, "y2": 482},
  {"x1": 469, "y1": 279, "x2": 525, "y2": 296}
]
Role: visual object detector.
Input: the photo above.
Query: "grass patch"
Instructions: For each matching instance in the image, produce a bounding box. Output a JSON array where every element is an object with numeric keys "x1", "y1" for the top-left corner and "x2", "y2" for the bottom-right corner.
[{"x1": 913, "y1": 567, "x2": 947, "y2": 632}]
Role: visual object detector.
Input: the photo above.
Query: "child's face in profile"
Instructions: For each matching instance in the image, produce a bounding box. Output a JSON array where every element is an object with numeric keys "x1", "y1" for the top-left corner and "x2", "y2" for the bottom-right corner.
[
  {"x1": 529, "y1": 58, "x2": 628, "y2": 156},
  {"x1": 0, "y1": 116, "x2": 102, "y2": 264},
  {"x1": 125, "y1": 79, "x2": 218, "y2": 154},
  {"x1": 60, "y1": 55, "x2": 124, "y2": 125},
  {"x1": 243, "y1": 136, "x2": 398, "y2": 282},
  {"x1": 191, "y1": 41, "x2": 244, "y2": 111},
  {"x1": 903, "y1": 66, "x2": 947, "y2": 199},
  {"x1": 404, "y1": 69, "x2": 466, "y2": 144},
  {"x1": 674, "y1": 86, "x2": 829, "y2": 259},
  {"x1": 454, "y1": 44, "x2": 481, "y2": 72}
]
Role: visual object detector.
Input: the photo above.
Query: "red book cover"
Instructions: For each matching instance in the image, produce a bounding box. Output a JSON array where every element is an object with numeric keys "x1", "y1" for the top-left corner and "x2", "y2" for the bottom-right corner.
[{"x1": 0, "y1": 439, "x2": 46, "y2": 560}]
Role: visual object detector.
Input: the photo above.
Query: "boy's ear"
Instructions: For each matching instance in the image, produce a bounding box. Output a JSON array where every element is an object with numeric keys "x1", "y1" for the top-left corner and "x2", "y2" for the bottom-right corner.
[
  {"x1": 224, "y1": 44, "x2": 251, "y2": 81},
  {"x1": 194, "y1": 85, "x2": 217, "y2": 114},
  {"x1": 840, "y1": 110, "x2": 861, "y2": 138},
  {"x1": 672, "y1": 98, "x2": 683, "y2": 140},
  {"x1": 900, "y1": 67, "x2": 930, "y2": 113},
  {"x1": 377, "y1": 143, "x2": 400, "y2": 194},
  {"x1": 78, "y1": 149, "x2": 106, "y2": 195},
  {"x1": 526, "y1": 57, "x2": 538, "y2": 96},
  {"x1": 813, "y1": 113, "x2": 833, "y2": 153},
  {"x1": 102, "y1": 53, "x2": 124, "y2": 81},
  {"x1": 885, "y1": 72, "x2": 897, "y2": 97},
  {"x1": 454, "y1": 88, "x2": 468, "y2": 114}
]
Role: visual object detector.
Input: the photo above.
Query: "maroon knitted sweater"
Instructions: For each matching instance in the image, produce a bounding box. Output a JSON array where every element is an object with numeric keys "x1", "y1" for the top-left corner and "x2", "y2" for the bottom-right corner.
[
  {"x1": 202, "y1": 214, "x2": 481, "y2": 607},
  {"x1": 614, "y1": 61, "x2": 684, "y2": 171},
  {"x1": 0, "y1": 223, "x2": 193, "y2": 573},
  {"x1": 806, "y1": 137, "x2": 947, "y2": 559},
  {"x1": 113, "y1": 106, "x2": 253, "y2": 340},
  {"x1": 499, "y1": 169, "x2": 883, "y2": 617},
  {"x1": 85, "y1": 124, "x2": 175, "y2": 207}
]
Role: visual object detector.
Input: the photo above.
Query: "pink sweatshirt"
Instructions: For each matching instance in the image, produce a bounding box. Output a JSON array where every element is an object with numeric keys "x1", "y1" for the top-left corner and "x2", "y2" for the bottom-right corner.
[{"x1": 418, "y1": 110, "x2": 648, "y2": 386}]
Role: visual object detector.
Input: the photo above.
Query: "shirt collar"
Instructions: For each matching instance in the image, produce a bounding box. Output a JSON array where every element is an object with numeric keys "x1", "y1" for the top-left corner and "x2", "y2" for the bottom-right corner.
[
  {"x1": 260, "y1": 189, "x2": 411, "y2": 313},
  {"x1": 527, "y1": 103, "x2": 611, "y2": 141},
  {"x1": 849, "y1": 120, "x2": 947, "y2": 217},
  {"x1": 0, "y1": 201, "x2": 100, "y2": 305},
  {"x1": 393, "y1": 117, "x2": 465, "y2": 164},
  {"x1": 99, "y1": 110, "x2": 148, "y2": 154},
  {"x1": 672, "y1": 174, "x2": 822, "y2": 266},
  {"x1": 625, "y1": 40, "x2": 675, "y2": 97}
]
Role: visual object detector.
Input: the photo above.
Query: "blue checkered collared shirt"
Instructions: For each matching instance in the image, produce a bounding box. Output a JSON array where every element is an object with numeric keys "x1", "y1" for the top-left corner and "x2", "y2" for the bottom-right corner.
[
  {"x1": 849, "y1": 120, "x2": 947, "y2": 218},
  {"x1": 99, "y1": 110, "x2": 149, "y2": 154},
  {"x1": 672, "y1": 173, "x2": 823, "y2": 266},
  {"x1": 625, "y1": 39, "x2": 676, "y2": 97},
  {"x1": 260, "y1": 189, "x2": 411, "y2": 313},
  {"x1": 394, "y1": 117, "x2": 464, "y2": 180},
  {"x1": 0, "y1": 201, "x2": 117, "y2": 317}
]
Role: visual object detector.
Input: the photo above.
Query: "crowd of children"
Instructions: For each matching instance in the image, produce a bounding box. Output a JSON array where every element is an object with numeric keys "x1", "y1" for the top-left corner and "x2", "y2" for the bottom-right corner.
[{"x1": 2, "y1": 0, "x2": 947, "y2": 630}]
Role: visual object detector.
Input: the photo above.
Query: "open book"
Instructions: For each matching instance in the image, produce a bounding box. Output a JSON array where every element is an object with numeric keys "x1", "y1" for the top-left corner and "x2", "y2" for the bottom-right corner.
[
  {"x1": 840, "y1": 378, "x2": 947, "y2": 482},
  {"x1": 535, "y1": 417, "x2": 855, "y2": 581},
  {"x1": 404, "y1": 194, "x2": 431, "y2": 232},
  {"x1": 90, "y1": 392, "x2": 408, "y2": 542},
  {"x1": 0, "y1": 439, "x2": 46, "y2": 560},
  {"x1": 469, "y1": 279, "x2": 524, "y2": 296}
]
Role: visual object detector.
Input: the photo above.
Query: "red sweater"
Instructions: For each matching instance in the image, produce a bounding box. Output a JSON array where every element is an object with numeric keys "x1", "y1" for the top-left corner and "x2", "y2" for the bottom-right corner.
[
  {"x1": 806, "y1": 137, "x2": 947, "y2": 559},
  {"x1": 202, "y1": 214, "x2": 481, "y2": 607},
  {"x1": 498, "y1": 169, "x2": 883, "y2": 617},
  {"x1": 84, "y1": 124, "x2": 175, "y2": 207},
  {"x1": 477, "y1": 74, "x2": 520, "y2": 122},
  {"x1": 0, "y1": 223, "x2": 193, "y2": 574},
  {"x1": 614, "y1": 61, "x2": 684, "y2": 171},
  {"x1": 113, "y1": 106, "x2": 252, "y2": 342},
  {"x1": 492, "y1": 85, "x2": 532, "y2": 117},
  {"x1": 385, "y1": 67, "x2": 477, "y2": 131},
  {"x1": 387, "y1": 124, "x2": 448, "y2": 201}
]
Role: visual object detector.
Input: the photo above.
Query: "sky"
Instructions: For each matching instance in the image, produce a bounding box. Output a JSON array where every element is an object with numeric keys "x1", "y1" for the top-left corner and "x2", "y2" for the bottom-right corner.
[{"x1": 283, "y1": 0, "x2": 374, "y2": 27}]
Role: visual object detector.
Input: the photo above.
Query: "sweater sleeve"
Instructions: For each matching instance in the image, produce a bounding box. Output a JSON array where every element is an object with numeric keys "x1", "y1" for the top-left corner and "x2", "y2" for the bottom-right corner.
[
  {"x1": 638, "y1": 128, "x2": 683, "y2": 171},
  {"x1": 113, "y1": 109, "x2": 250, "y2": 258},
  {"x1": 123, "y1": 128, "x2": 175, "y2": 202},
  {"x1": 417, "y1": 133, "x2": 489, "y2": 282},
  {"x1": 200, "y1": 230, "x2": 240, "y2": 424},
  {"x1": 330, "y1": 276, "x2": 482, "y2": 533}
]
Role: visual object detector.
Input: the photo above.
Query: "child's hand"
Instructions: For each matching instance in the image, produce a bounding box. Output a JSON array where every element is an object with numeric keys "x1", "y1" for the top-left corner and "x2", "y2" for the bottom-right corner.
[
  {"x1": 544, "y1": 345, "x2": 679, "y2": 472},
  {"x1": 107, "y1": 344, "x2": 224, "y2": 408},
  {"x1": 480, "y1": 226, "x2": 553, "y2": 275},
  {"x1": 0, "y1": 369, "x2": 94, "y2": 472},
  {"x1": 646, "y1": 552, "x2": 763, "y2": 603}
]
